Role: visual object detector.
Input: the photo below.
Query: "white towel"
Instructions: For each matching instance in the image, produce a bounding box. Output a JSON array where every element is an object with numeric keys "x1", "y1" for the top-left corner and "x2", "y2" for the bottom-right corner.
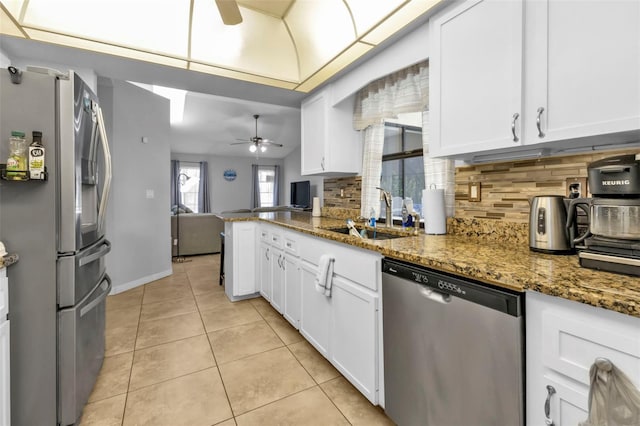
[{"x1": 314, "y1": 254, "x2": 335, "y2": 297}]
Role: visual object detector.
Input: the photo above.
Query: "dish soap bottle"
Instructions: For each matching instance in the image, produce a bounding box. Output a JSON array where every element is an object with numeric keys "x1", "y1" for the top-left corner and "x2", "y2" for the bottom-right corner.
[
  {"x1": 7, "y1": 131, "x2": 28, "y2": 180},
  {"x1": 369, "y1": 207, "x2": 376, "y2": 228},
  {"x1": 29, "y1": 131, "x2": 45, "y2": 180},
  {"x1": 401, "y1": 201, "x2": 409, "y2": 229}
]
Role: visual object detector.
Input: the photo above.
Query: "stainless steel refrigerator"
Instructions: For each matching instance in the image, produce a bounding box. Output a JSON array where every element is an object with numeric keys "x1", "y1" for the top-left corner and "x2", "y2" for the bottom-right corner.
[{"x1": 0, "y1": 68, "x2": 112, "y2": 425}]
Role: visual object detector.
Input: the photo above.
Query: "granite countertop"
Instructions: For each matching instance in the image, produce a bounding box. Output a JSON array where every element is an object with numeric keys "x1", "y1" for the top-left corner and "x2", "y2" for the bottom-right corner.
[{"x1": 218, "y1": 211, "x2": 640, "y2": 318}]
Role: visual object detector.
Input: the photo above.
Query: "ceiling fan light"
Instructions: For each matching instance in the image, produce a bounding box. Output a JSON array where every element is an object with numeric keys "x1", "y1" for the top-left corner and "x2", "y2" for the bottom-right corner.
[
  {"x1": 260, "y1": 145, "x2": 267, "y2": 153},
  {"x1": 249, "y1": 144, "x2": 257, "y2": 153}
]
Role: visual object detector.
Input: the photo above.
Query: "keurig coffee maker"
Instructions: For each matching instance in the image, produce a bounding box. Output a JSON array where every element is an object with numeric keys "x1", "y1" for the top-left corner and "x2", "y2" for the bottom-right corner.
[{"x1": 567, "y1": 154, "x2": 640, "y2": 275}]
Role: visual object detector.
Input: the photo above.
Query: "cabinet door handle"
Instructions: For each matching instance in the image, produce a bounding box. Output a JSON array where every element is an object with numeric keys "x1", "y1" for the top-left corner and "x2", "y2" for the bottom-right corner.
[
  {"x1": 321, "y1": 157, "x2": 325, "y2": 171},
  {"x1": 511, "y1": 112, "x2": 520, "y2": 142},
  {"x1": 544, "y1": 385, "x2": 556, "y2": 426},
  {"x1": 536, "y1": 107, "x2": 546, "y2": 138},
  {"x1": 265, "y1": 248, "x2": 270, "y2": 261}
]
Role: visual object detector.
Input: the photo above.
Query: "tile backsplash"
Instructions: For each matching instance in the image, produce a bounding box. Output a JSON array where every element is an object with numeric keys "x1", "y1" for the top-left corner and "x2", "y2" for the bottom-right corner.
[
  {"x1": 323, "y1": 176, "x2": 362, "y2": 209},
  {"x1": 455, "y1": 148, "x2": 638, "y2": 223},
  {"x1": 322, "y1": 148, "x2": 639, "y2": 224}
]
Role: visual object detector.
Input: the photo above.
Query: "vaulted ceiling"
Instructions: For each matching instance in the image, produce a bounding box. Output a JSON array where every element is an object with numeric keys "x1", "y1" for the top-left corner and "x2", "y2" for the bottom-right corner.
[{"x1": 0, "y1": 0, "x2": 441, "y2": 93}]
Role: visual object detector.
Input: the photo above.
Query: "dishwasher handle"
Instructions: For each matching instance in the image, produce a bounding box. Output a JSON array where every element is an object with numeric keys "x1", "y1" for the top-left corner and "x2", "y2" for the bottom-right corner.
[{"x1": 419, "y1": 286, "x2": 451, "y2": 304}]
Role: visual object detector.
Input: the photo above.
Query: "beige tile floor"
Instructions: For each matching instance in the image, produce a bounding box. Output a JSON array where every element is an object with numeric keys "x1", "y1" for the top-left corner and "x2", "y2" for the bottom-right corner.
[{"x1": 80, "y1": 254, "x2": 394, "y2": 426}]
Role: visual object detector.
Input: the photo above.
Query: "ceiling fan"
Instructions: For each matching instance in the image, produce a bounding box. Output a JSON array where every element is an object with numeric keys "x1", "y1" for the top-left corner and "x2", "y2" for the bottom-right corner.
[
  {"x1": 215, "y1": 0, "x2": 243, "y2": 25},
  {"x1": 231, "y1": 114, "x2": 283, "y2": 153}
]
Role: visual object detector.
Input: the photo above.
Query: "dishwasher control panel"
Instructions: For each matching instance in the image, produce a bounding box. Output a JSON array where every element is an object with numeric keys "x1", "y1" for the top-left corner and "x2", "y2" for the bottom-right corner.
[
  {"x1": 382, "y1": 258, "x2": 522, "y2": 316},
  {"x1": 407, "y1": 271, "x2": 466, "y2": 295},
  {"x1": 410, "y1": 271, "x2": 429, "y2": 284},
  {"x1": 436, "y1": 279, "x2": 466, "y2": 295}
]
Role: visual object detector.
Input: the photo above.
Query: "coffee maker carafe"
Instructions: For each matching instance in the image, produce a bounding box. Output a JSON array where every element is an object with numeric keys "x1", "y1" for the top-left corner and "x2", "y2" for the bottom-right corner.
[{"x1": 566, "y1": 154, "x2": 640, "y2": 275}]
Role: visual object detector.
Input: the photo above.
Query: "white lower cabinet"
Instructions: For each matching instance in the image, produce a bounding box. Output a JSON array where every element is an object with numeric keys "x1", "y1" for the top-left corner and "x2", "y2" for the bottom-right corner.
[
  {"x1": 298, "y1": 235, "x2": 382, "y2": 405},
  {"x1": 253, "y1": 225, "x2": 383, "y2": 405},
  {"x1": 283, "y1": 253, "x2": 301, "y2": 329},
  {"x1": 330, "y1": 275, "x2": 378, "y2": 402},
  {"x1": 1, "y1": 268, "x2": 9, "y2": 426},
  {"x1": 225, "y1": 221, "x2": 258, "y2": 299},
  {"x1": 270, "y1": 247, "x2": 284, "y2": 313},
  {"x1": 526, "y1": 291, "x2": 640, "y2": 426},
  {"x1": 258, "y1": 242, "x2": 271, "y2": 301},
  {"x1": 300, "y1": 261, "x2": 331, "y2": 357}
]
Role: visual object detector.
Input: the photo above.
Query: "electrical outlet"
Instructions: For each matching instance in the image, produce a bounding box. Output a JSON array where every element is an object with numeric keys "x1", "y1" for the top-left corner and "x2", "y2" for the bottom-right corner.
[
  {"x1": 468, "y1": 182, "x2": 481, "y2": 202},
  {"x1": 173, "y1": 239, "x2": 178, "y2": 246},
  {"x1": 566, "y1": 177, "x2": 587, "y2": 198}
]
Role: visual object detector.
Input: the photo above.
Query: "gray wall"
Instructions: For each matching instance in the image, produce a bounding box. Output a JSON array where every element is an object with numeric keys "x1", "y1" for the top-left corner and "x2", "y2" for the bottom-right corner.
[
  {"x1": 282, "y1": 145, "x2": 324, "y2": 206},
  {"x1": 172, "y1": 153, "x2": 284, "y2": 212},
  {"x1": 100, "y1": 79, "x2": 172, "y2": 293}
]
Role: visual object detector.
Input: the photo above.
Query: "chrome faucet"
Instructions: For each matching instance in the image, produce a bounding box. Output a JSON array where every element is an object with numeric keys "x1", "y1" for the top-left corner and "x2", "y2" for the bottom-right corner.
[
  {"x1": 376, "y1": 187, "x2": 393, "y2": 227},
  {"x1": 410, "y1": 211, "x2": 421, "y2": 235}
]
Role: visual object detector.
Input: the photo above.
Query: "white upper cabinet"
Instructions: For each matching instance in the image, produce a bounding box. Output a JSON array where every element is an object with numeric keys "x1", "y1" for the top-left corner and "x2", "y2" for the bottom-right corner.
[
  {"x1": 429, "y1": 0, "x2": 524, "y2": 157},
  {"x1": 523, "y1": 0, "x2": 640, "y2": 144},
  {"x1": 301, "y1": 87, "x2": 361, "y2": 176},
  {"x1": 429, "y1": 0, "x2": 640, "y2": 159}
]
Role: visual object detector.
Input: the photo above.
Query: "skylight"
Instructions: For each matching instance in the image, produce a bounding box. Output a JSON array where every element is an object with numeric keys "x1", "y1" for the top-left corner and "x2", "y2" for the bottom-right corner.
[{"x1": 0, "y1": 0, "x2": 441, "y2": 92}]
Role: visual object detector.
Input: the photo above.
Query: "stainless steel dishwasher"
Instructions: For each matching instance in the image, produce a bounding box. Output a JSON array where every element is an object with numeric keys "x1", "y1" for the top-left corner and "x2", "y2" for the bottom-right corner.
[{"x1": 382, "y1": 259, "x2": 524, "y2": 426}]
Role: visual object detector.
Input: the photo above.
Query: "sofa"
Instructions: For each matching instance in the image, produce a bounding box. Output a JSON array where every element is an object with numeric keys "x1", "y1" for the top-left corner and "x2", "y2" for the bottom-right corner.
[{"x1": 171, "y1": 213, "x2": 224, "y2": 256}]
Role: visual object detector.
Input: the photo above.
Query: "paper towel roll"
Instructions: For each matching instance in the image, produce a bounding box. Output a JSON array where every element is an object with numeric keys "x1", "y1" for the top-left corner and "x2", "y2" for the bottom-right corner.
[
  {"x1": 312, "y1": 197, "x2": 321, "y2": 217},
  {"x1": 422, "y1": 188, "x2": 446, "y2": 234}
]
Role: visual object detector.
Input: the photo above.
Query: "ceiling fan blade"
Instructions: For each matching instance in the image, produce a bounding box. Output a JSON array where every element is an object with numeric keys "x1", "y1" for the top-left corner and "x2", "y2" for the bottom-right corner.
[
  {"x1": 262, "y1": 141, "x2": 283, "y2": 147},
  {"x1": 215, "y1": 0, "x2": 243, "y2": 25},
  {"x1": 230, "y1": 141, "x2": 251, "y2": 145}
]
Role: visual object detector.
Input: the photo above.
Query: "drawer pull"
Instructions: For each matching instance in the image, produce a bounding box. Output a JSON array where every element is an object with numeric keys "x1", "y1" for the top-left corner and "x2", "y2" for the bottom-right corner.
[
  {"x1": 536, "y1": 107, "x2": 545, "y2": 138},
  {"x1": 544, "y1": 385, "x2": 556, "y2": 426},
  {"x1": 511, "y1": 112, "x2": 520, "y2": 142}
]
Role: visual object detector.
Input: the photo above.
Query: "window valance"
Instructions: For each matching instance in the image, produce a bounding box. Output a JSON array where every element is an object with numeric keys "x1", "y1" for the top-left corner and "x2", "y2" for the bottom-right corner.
[{"x1": 353, "y1": 60, "x2": 429, "y2": 131}]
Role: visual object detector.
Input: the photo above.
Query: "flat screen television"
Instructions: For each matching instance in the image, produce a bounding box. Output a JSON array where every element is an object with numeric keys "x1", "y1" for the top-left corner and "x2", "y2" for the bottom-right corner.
[{"x1": 290, "y1": 180, "x2": 311, "y2": 209}]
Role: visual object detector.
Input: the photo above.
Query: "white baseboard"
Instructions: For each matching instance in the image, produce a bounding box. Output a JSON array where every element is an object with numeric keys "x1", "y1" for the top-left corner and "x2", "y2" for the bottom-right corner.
[{"x1": 110, "y1": 268, "x2": 173, "y2": 295}]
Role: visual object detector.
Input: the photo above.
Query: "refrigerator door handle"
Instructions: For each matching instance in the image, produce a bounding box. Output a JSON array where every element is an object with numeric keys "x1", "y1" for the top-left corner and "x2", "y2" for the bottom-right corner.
[
  {"x1": 79, "y1": 239, "x2": 111, "y2": 267},
  {"x1": 96, "y1": 105, "x2": 112, "y2": 237},
  {"x1": 80, "y1": 275, "x2": 111, "y2": 317}
]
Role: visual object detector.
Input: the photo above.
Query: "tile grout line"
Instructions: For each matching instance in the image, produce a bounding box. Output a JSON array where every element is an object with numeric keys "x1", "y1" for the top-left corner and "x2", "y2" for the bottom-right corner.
[
  {"x1": 190, "y1": 255, "x2": 237, "y2": 425},
  {"x1": 315, "y1": 377, "x2": 356, "y2": 426},
  {"x1": 281, "y1": 343, "x2": 352, "y2": 425},
  {"x1": 120, "y1": 281, "x2": 145, "y2": 426},
  {"x1": 249, "y1": 299, "x2": 354, "y2": 425},
  {"x1": 242, "y1": 298, "x2": 354, "y2": 424}
]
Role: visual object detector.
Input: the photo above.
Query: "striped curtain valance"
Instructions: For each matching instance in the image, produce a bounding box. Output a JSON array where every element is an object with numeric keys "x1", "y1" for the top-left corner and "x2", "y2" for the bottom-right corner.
[{"x1": 353, "y1": 60, "x2": 429, "y2": 131}]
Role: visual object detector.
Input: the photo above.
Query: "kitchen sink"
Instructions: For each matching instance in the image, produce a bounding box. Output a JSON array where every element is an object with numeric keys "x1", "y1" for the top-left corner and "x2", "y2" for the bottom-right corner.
[{"x1": 323, "y1": 227, "x2": 411, "y2": 240}]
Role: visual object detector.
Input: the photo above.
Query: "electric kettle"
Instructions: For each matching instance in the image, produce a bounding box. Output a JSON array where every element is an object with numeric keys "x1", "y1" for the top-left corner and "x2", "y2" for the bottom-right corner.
[{"x1": 529, "y1": 195, "x2": 574, "y2": 254}]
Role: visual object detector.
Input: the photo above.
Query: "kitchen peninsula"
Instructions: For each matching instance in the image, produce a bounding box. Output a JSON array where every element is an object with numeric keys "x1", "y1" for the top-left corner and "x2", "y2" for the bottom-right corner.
[
  {"x1": 219, "y1": 210, "x2": 640, "y2": 425},
  {"x1": 219, "y1": 210, "x2": 640, "y2": 318}
]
